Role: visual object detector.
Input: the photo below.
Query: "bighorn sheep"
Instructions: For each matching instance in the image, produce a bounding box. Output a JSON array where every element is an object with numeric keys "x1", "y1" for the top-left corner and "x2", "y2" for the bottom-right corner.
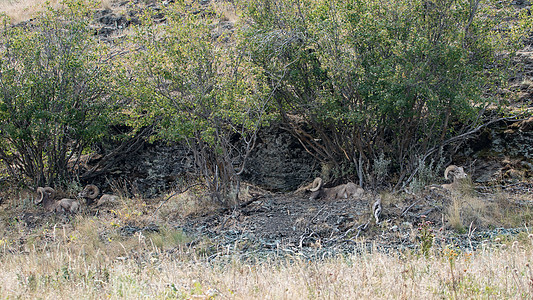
[
  {"x1": 79, "y1": 184, "x2": 118, "y2": 207},
  {"x1": 36, "y1": 187, "x2": 80, "y2": 213},
  {"x1": 36, "y1": 187, "x2": 56, "y2": 211},
  {"x1": 442, "y1": 165, "x2": 468, "y2": 191},
  {"x1": 308, "y1": 177, "x2": 364, "y2": 200},
  {"x1": 55, "y1": 198, "x2": 80, "y2": 213}
]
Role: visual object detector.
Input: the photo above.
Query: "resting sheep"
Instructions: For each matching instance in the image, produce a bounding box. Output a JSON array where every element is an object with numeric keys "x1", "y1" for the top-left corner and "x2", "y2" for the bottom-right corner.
[
  {"x1": 55, "y1": 198, "x2": 80, "y2": 213},
  {"x1": 78, "y1": 184, "x2": 118, "y2": 207},
  {"x1": 308, "y1": 177, "x2": 364, "y2": 200},
  {"x1": 442, "y1": 165, "x2": 468, "y2": 191},
  {"x1": 36, "y1": 187, "x2": 80, "y2": 213}
]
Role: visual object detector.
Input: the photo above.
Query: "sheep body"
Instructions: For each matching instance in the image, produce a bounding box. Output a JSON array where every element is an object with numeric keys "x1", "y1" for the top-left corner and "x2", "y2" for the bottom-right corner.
[
  {"x1": 36, "y1": 187, "x2": 80, "y2": 213},
  {"x1": 79, "y1": 184, "x2": 118, "y2": 207},
  {"x1": 55, "y1": 198, "x2": 80, "y2": 213},
  {"x1": 309, "y1": 178, "x2": 364, "y2": 200}
]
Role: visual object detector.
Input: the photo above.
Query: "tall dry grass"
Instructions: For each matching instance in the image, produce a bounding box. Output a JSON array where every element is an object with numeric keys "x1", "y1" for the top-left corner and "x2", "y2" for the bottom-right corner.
[
  {"x1": 0, "y1": 185, "x2": 531, "y2": 299},
  {"x1": 445, "y1": 184, "x2": 533, "y2": 233},
  {"x1": 0, "y1": 0, "x2": 113, "y2": 23},
  {"x1": 0, "y1": 0, "x2": 57, "y2": 23},
  {"x1": 0, "y1": 222, "x2": 532, "y2": 299}
]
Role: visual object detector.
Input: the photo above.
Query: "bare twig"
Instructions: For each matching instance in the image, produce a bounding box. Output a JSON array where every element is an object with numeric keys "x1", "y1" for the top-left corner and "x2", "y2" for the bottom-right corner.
[{"x1": 401, "y1": 199, "x2": 423, "y2": 217}]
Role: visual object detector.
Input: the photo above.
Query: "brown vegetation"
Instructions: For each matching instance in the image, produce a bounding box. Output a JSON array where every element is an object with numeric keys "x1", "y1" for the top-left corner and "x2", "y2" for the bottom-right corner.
[
  {"x1": 1, "y1": 178, "x2": 532, "y2": 298},
  {"x1": 0, "y1": 194, "x2": 533, "y2": 299}
]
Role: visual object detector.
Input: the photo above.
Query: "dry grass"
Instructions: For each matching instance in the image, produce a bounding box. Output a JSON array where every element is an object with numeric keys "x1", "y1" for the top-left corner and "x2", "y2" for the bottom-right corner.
[
  {"x1": 154, "y1": 188, "x2": 227, "y2": 224},
  {"x1": 444, "y1": 185, "x2": 533, "y2": 232},
  {"x1": 0, "y1": 0, "x2": 60, "y2": 23},
  {"x1": 1, "y1": 179, "x2": 532, "y2": 299},
  {"x1": 0, "y1": 0, "x2": 115, "y2": 24},
  {"x1": 0, "y1": 228, "x2": 532, "y2": 299},
  {"x1": 446, "y1": 193, "x2": 490, "y2": 233},
  {"x1": 0, "y1": 188, "x2": 531, "y2": 299},
  {"x1": 212, "y1": 1, "x2": 238, "y2": 23}
]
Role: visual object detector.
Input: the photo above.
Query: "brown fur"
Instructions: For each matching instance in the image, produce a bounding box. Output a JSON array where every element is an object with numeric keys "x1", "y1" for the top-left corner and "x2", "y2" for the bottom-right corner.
[
  {"x1": 36, "y1": 187, "x2": 80, "y2": 213},
  {"x1": 308, "y1": 178, "x2": 364, "y2": 200},
  {"x1": 79, "y1": 184, "x2": 118, "y2": 207},
  {"x1": 442, "y1": 165, "x2": 468, "y2": 191},
  {"x1": 55, "y1": 198, "x2": 80, "y2": 213},
  {"x1": 95, "y1": 194, "x2": 118, "y2": 207}
]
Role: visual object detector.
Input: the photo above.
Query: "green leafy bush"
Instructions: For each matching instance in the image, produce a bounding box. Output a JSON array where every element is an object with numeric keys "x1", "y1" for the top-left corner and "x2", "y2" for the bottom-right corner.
[
  {"x1": 242, "y1": 0, "x2": 529, "y2": 187},
  {"x1": 126, "y1": 3, "x2": 273, "y2": 204},
  {"x1": 0, "y1": 0, "x2": 116, "y2": 186}
]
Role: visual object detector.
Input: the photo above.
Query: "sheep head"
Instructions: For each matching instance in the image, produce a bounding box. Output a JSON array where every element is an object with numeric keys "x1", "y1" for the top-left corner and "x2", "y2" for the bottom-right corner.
[
  {"x1": 444, "y1": 165, "x2": 467, "y2": 181},
  {"x1": 36, "y1": 187, "x2": 55, "y2": 204},
  {"x1": 308, "y1": 177, "x2": 324, "y2": 200},
  {"x1": 309, "y1": 177, "x2": 323, "y2": 192},
  {"x1": 36, "y1": 187, "x2": 57, "y2": 211},
  {"x1": 79, "y1": 184, "x2": 100, "y2": 200},
  {"x1": 442, "y1": 165, "x2": 468, "y2": 191}
]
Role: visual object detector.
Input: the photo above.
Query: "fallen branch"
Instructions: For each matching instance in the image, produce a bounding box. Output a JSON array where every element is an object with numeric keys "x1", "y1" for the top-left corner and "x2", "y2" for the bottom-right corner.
[
  {"x1": 401, "y1": 199, "x2": 422, "y2": 217},
  {"x1": 239, "y1": 193, "x2": 265, "y2": 209}
]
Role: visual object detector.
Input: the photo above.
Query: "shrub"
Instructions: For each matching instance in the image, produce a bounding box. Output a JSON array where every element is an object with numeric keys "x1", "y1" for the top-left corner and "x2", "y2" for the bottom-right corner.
[
  {"x1": 0, "y1": 0, "x2": 117, "y2": 186},
  {"x1": 241, "y1": 0, "x2": 530, "y2": 187},
  {"x1": 125, "y1": 3, "x2": 274, "y2": 205}
]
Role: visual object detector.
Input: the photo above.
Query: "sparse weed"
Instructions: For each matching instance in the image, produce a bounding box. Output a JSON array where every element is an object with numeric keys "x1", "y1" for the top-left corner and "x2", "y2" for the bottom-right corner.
[
  {"x1": 417, "y1": 215, "x2": 435, "y2": 258},
  {"x1": 373, "y1": 152, "x2": 391, "y2": 189},
  {"x1": 409, "y1": 158, "x2": 443, "y2": 193},
  {"x1": 442, "y1": 246, "x2": 460, "y2": 298}
]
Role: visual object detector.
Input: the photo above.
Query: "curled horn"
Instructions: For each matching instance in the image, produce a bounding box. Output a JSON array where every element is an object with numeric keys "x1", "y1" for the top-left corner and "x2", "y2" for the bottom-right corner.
[
  {"x1": 36, "y1": 187, "x2": 55, "y2": 204},
  {"x1": 444, "y1": 165, "x2": 459, "y2": 181},
  {"x1": 83, "y1": 184, "x2": 100, "y2": 199},
  {"x1": 309, "y1": 177, "x2": 323, "y2": 192}
]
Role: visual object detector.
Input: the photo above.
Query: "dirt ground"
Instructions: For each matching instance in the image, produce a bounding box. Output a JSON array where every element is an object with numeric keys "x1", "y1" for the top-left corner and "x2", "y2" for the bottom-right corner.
[{"x1": 178, "y1": 181, "x2": 533, "y2": 259}]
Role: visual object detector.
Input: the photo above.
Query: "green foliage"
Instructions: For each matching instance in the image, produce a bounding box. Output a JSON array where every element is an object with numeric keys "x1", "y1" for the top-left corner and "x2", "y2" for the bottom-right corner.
[
  {"x1": 125, "y1": 3, "x2": 273, "y2": 203},
  {"x1": 0, "y1": 0, "x2": 116, "y2": 186},
  {"x1": 1, "y1": 0, "x2": 529, "y2": 196},
  {"x1": 242, "y1": 0, "x2": 530, "y2": 186},
  {"x1": 409, "y1": 157, "x2": 444, "y2": 193}
]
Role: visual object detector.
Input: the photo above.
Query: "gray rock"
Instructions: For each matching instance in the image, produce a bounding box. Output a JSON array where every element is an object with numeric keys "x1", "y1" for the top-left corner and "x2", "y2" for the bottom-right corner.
[{"x1": 242, "y1": 126, "x2": 317, "y2": 191}]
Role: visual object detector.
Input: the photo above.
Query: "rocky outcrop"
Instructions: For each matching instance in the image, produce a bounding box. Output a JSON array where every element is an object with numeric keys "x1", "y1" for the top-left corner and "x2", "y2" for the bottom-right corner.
[
  {"x1": 463, "y1": 119, "x2": 533, "y2": 183},
  {"x1": 241, "y1": 126, "x2": 317, "y2": 192},
  {"x1": 92, "y1": 142, "x2": 195, "y2": 198},
  {"x1": 82, "y1": 125, "x2": 316, "y2": 196}
]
